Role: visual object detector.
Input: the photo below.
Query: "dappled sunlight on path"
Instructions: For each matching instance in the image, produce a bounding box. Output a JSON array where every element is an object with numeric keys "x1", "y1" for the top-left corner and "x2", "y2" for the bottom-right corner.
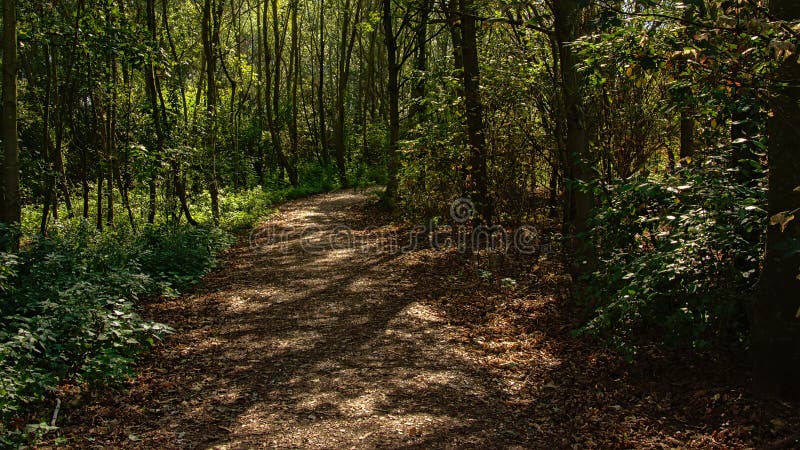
[
  {"x1": 51, "y1": 190, "x2": 792, "y2": 449},
  {"x1": 55, "y1": 191, "x2": 531, "y2": 449}
]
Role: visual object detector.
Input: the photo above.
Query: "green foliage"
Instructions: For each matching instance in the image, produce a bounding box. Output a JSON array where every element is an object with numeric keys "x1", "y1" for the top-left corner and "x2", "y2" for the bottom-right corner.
[
  {"x1": 398, "y1": 76, "x2": 467, "y2": 223},
  {"x1": 0, "y1": 221, "x2": 230, "y2": 441},
  {"x1": 207, "y1": 164, "x2": 339, "y2": 232},
  {"x1": 2, "y1": 159, "x2": 337, "y2": 443},
  {"x1": 580, "y1": 152, "x2": 766, "y2": 355},
  {"x1": 136, "y1": 225, "x2": 232, "y2": 287},
  {"x1": 290, "y1": 163, "x2": 339, "y2": 196},
  {"x1": 351, "y1": 123, "x2": 389, "y2": 187},
  {"x1": 216, "y1": 189, "x2": 280, "y2": 232},
  {"x1": 0, "y1": 253, "x2": 17, "y2": 296}
]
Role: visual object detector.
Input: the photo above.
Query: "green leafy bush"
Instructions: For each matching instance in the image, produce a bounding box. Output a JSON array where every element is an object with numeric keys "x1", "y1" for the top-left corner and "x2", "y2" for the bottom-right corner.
[
  {"x1": 1, "y1": 166, "x2": 337, "y2": 444},
  {"x1": 580, "y1": 152, "x2": 766, "y2": 354},
  {"x1": 191, "y1": 164, "x2": 338, "y2": 232},
  {"x1": 0, "y1": 221, "x2": 230, "y2": 443},
  {"x1": 0, "y1": 252, "x2": 16, "y2": 295},
  {"x1": 137, "y1": 224, "x2": 231, "y2": 286}
]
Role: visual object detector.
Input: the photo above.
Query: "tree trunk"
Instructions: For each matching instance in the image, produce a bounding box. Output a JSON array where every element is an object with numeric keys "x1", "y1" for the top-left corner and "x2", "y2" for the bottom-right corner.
[
  {"x1": 255, "y1": 1, "x2": 266, "y2": 184},
  {"x1": 51, "y1": 44, "x2": 73, "y2": 218},
  {"x1": 318, "y1": 0, "x2": 330, "y2": 166},
  {"x1": 360, "y1": 28, "x2": 376, "y2": 166},
  {"x1": 382, "y1": 0, "x2": 400, "y2": 206},
  {"x1": 1, "y1": 0, "x2": 20, "y2": 246},
  {"x1": 333, "y1": 0, "x2": 359, "y2": 188},
  {"x1": 40, "y1": 45, "x2": 55, "y2": 235},
  {"x1": 679, "y1": 111, "x2": 694, "y2": 160},
  {"x1": 106, "y1": 166, "x2": 114, "y2": 227},
  {"x1": 289, "y1": 0, "x2": 300, "y2": 170},
  {"x1": 678, "y1": 4, "x2": 700, "y2": 162},
  {"x1": 145, "y1": 0, "x2": 162, "y2": 224},
  {"x1": 105, "y1": 39, "x2": 117, "y2": 228},
  {"x1": 446, "y1": 0, "x2": 463, "y2": 97},
  {"x1": 202, "y1": 0, "x2": 221, "y2": 225},
  {"x1": 264, "y1": 0, "x2": 298, "y2": 185},
  {"x1": 553, "y1": 0, "x2": 594, "y2": 272},
  {"x1": 753, "y1": 0, "x2": 800, "y2": 401},
  {"x1": 96, "y1": 172, "x2": 103, "y2": 231},
  {"x1": 460, "y1": 0, "x2": 490, "y2": 224},
  {"x1": 81, "y1": 144, "x2": 89, "y2": 219},
  {"x1": 115, "y1": 162, "x2": 136, "y2": 232},
  {"x1": 274, "y1": 0, "x2": 299, "y2": 185},
  {"x1": 410, "y1": 0, "x2": 429, "y2": 123}
]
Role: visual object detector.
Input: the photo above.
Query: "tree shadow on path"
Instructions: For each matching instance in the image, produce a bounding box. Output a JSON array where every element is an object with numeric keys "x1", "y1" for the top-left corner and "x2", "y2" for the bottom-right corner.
[{"x1": 55, "y1": 191, "x2": 534, "y2": 449}]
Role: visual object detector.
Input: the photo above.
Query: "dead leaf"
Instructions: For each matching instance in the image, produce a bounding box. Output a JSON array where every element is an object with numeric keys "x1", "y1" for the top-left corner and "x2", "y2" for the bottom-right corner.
[{"x1": 770, "y1": 212, "x2": 795, "y2": 232}]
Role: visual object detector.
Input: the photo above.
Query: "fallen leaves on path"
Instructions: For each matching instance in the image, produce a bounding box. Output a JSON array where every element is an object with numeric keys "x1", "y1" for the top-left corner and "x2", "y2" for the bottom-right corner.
[{"x1": 43, "y1": 190, "x2": 798, "y2": 449}]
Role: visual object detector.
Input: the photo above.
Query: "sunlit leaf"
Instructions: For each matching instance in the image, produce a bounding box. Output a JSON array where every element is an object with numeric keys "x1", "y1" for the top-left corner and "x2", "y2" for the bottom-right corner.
[{"x1": 770, "y1": 212, "x2": 795, "y2": 232}]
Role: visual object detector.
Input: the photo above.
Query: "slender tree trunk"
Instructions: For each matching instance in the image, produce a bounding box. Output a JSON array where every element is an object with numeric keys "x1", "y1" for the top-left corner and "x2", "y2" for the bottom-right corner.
[
  {"x1": 333, "y1": 0, "x2": 359, "y2": 188},
  {"x1": 41, "y1": 45, "x2": 55, "y2": 235},
  {"x1": 753, "y1": 0, "x2": 800, "y2": 402},
  {"x1": 145, "y1": 0, "x2": 162, "y2": 224},
  {"x1": 382, "y1": 0, "x2": 400, "y2": 206},
  {"x1": 173, "y1": 160, "x2": 197, "y2": 225},
  {"x1": 366, "y1": 27, "x2": 376, "y2": 122},
  {"x1": 318, "y1": 0, "x2": 330, "y2": 166},
  {"x1": 361, "y1": 28, "x2": 376, "y2": 163},
  {"x1": 162, "y1": 0, "x2": 188, "y2": 124},
  {"x1": 679, "y1": 111, "x2": 694, "y2": 160},
  {"x1": 666, "y1": 146, "x2": 676, "y2": 172},
  {"x1": 271, "y1": 0, "x2": 282, "y2": 171},
  {"x1": 48, "y1": 49, "x2": 74, "y2": 219},
  {"x1": 678, "y1": 4, "x2": 700, "y2": 162},
  {"x1": 410, "y1": 0, "x2": 429, "y2": 123},
  {"x1": 460, "y1": 0, "x2": 490, "y2": 224},
  {"x1": 115, "y1": 164, "x2": 136, "y2": 231},
  {"x1": 157, "y1": 0, "x2": 195, "y2": 225},
  {"x1": 447, "y1": 0, "x2": 463, "y2": 98},
  {"x1": 96, "y1": 172, "x2": 103, "y2": 231},
  {"x1": 264, "y1": 0, "x2": 297, "y2": 185},
  {"x1": 255, "y1": 1, "x2": 266, "y2": 184},
  {"x1": 230, "y1": 0, "x2": 242, "y2": 187},
  {"x1": 80, "y1": 85, "x2": 89, "y2": 220},
  {"x1": 548, "y1": 161, "x2": 559, "y2": 217},
  {"x1": 290, "y1": 0, "x2": 300, "y2": 169},
  {"x1": 1, "y1": 0, "x2": 20, "y2": 245},
  {"x1": 106, "y1": 166, "x2": 114, "y2": 227},
  {"x1": 275, "y1": 0, "x2": 298, "y2": 185},
  {"x1": 106, "y1": 46, "x2": 117, "y2": 228},
  {"x1": 81, "y1": 145, "x2": 89, "y2": 219},
  {"x1": 547, "y1": 32, "x2": 568, "y2": 223},
  {"x1": 333, "y1": 0, "x2": 349, "y2": 188},
  {"x1": 202, "y1": 0, "x2": 221, "y2": 225}
]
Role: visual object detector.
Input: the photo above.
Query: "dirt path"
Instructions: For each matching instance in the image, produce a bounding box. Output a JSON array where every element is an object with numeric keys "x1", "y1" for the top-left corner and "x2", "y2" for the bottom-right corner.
[
  {"x1": 54, "y1": 190, "x2": 528, "y2": 448},
  {"x1": 51, "y1": 190, "x2": 799, "y2": 449}
]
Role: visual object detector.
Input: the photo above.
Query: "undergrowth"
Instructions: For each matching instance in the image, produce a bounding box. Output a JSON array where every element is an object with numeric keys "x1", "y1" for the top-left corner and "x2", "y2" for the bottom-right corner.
[
  {"x1": 1, "y1": 172, "x2": 338, "y2": 445},
  {"x1": 579, "y1": 151, "x2": 766, "y2": 356},
  {"x1": 0, "y1": 222, "x2": 231, "y2": 445}
]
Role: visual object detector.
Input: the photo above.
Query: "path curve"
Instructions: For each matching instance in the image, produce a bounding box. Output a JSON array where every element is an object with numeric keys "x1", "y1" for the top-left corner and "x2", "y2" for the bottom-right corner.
[{"x1": 58, "y1": 190, "x2": 525, "y2": 449}]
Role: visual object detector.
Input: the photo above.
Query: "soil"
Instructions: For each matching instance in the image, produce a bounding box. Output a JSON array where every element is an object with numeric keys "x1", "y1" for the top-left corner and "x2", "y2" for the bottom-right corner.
[{"x1": 44, "y1": 190, "x2": 799, "y2": 449}]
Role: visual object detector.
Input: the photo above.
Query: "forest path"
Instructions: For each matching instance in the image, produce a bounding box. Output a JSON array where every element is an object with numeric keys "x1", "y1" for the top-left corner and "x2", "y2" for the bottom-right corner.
[
  {"x1": 51, "y1": 190, "x2": 795, "y2": 449},
  {"x1": 55, "y1": 190, "x2": 529, "y2": 448}
]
